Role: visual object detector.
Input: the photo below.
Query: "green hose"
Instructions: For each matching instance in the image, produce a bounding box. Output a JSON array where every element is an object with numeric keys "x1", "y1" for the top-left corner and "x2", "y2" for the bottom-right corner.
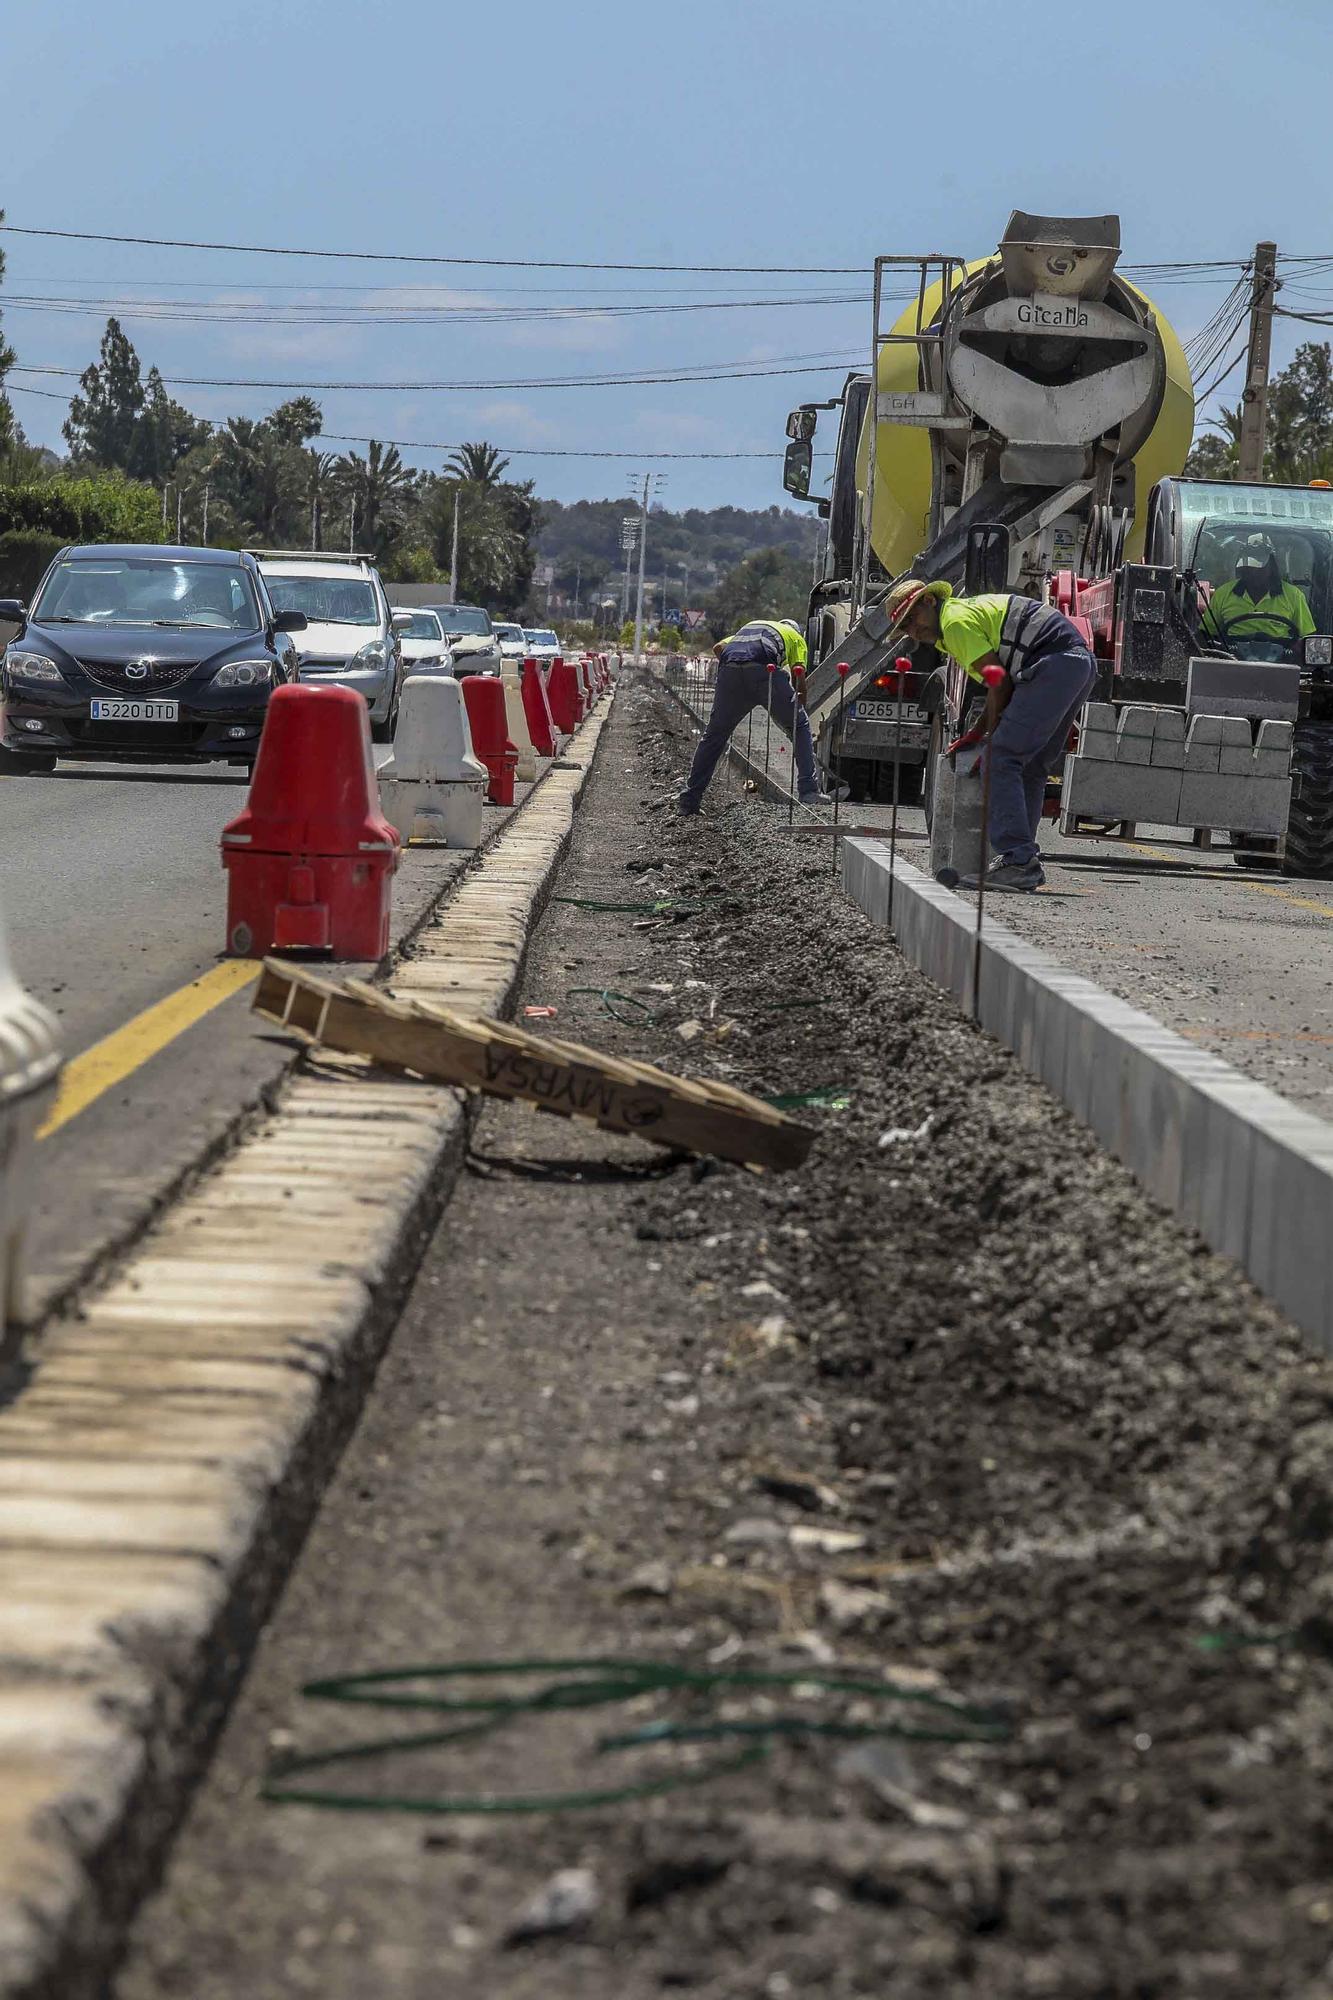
[{"x1": 262, "y1": 1655, "x2": 1010, "y2": 1818}]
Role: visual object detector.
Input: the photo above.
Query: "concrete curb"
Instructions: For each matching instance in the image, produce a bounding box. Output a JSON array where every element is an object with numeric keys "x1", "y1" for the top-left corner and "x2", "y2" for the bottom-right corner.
[
  {"x1": 841, "y1": 837, "x2": 1333, "y2": 1355},
  {"x1": 0, "y1": 697, "x2": 613, "y2": 2000}
]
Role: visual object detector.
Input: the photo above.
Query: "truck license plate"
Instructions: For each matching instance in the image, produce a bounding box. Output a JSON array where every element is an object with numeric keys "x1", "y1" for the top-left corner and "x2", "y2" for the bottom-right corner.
[
  {"x1": 851, "y1": 700, "x2": 925, "y2": 723},
  {"x1": 89, "y1": 699, "x2": 179, "y2": 723}
]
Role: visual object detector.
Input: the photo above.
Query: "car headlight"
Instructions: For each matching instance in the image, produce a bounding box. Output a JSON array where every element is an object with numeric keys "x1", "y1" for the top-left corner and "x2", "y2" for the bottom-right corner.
[
  {"x1": 213, "y1": 659, "x2": 272, "y2": 688},
  {"x1": 351, "y1": 641, "x2": 387, "y2": 670},
  {"x1": 5, "y1": 650, "x2": 65, "y2": 684}
]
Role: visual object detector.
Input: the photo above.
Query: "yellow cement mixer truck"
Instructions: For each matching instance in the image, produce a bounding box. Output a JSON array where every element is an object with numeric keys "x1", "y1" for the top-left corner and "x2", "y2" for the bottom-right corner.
[{"x1": 783, "y1": 212, "x2": 1333, "y2": 874}]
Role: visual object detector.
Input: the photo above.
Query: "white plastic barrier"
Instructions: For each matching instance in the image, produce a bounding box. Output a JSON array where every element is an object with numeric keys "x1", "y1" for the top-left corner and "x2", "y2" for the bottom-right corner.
[
  {"x1": 501, "y1": 661, "x2": 540, "y2": 782},
  {"x1": 0, "y1": 912, "x2": 61, "y2": 1355},
  {"x1": 379, "y1": 676, "x2": 487, "y2": 848}
]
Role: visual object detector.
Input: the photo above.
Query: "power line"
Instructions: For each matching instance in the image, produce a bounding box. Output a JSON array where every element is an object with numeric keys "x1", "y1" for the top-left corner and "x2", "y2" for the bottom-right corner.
[
  {"x1": 2, "y1": 385, "x2": 778, "y2": 458},
  {"x1": 7, "y1": 351, "x2": 863, "y2": 392},
  {"x1": 0, "y1": 222, "x2": 866, "y2": 277},
  {"x1": 0, "y1": 222, "x2": 1285, "y2": 281},
  {"x1": 0, "y1": 290, "x2": 871, "y2": 329}
]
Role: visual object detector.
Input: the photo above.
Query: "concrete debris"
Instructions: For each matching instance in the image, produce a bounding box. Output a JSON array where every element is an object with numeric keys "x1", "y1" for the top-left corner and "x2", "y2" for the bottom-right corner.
[
  {"x1": 818, "y1": 1577, "x2": 891, "y2": 1631},
  {"x1": 878, "y1": 1116, "x2": 933, "y2": 1148},
  {"x1": 504, "y1": 1867, "x2": 601, "y2": 1946},
  {"x1": 620, "y1": 1559, "x2": 673, "y2": 1599},
  {"x1": 788, "y1": 1525, "x2": 867, "y2": 1557}
]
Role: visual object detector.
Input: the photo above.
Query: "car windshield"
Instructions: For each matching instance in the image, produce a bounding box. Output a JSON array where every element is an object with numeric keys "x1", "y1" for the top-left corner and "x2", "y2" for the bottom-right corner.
[
  {"x1": 400, "y1": 612, "x2": 443, "y2": 642},
  {"x1": 494, "y1": 624, "x2": 524, "y2": 642},
  {"x1": 32, "y1": 558, "x2": 261, "y2": 631},
  {"x1": 264, "y1": 576, "x2": 379, "y2": 626},
  {"x1": 434, "y1": 606, "x2": 491, "y2": 637},
  {"x1": 1180, "y1": 482, "x2": 1333, "y2": 637},
  {"x1": 525, "y1": 629, "x2": 559, "y2": 647}
]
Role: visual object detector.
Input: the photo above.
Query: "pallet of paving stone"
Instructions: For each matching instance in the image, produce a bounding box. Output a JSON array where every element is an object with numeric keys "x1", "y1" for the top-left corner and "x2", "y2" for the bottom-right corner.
[{"x1": 253, "y1": 960, "x2": 815, "y2": 1172}]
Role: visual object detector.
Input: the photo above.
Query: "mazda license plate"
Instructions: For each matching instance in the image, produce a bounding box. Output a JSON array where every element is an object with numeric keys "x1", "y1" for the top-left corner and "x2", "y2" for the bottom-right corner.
[{"x1": 89, "y1": 699, "x2": 179, "y2": 723}]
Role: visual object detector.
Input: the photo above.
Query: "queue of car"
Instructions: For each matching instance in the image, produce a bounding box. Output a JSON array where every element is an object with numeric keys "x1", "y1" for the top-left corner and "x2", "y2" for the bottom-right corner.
[{"x1": 0, "y1": 539, "x2": 595, "y2": 772}]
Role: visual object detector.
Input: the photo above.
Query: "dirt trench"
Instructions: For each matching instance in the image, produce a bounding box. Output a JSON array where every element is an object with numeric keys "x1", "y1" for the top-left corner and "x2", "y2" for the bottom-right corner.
[{"x1": 117, "y1": 676, "x2": 1333, "y2": 2000}]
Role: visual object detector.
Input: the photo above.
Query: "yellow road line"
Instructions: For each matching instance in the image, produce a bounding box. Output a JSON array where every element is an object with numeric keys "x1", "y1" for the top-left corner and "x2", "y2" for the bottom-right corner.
[
  {"x1": 39, "y1": 960, "x2": 260, "y2": 1140},
  {"x1": 1123, "y1": 838, "x2": 1333, "y2": 919}
]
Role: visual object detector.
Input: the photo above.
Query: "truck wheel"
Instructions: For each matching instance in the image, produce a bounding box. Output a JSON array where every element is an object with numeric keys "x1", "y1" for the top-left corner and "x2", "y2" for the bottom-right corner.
[{"x1": 1283, "y1": 718, "x2": 1333, "y2": 877}]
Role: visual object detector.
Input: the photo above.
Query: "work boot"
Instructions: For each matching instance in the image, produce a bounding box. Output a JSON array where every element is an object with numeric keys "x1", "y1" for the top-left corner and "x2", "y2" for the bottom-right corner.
[
  {"x1": 677, "y1": 793, "x2": 701, "y2": 818},
  {"x1": 798, "y1": 779, "x2": 850, "y2": 807},
  {"x1": 958, "y1": 857, "x2": 1046, "y2": 892}
]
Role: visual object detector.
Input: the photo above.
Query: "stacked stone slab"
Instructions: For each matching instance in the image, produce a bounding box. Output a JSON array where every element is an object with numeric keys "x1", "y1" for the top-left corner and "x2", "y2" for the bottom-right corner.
[{"x1": 1061, "y1": 702, "x2": 1294, "y2": 837}]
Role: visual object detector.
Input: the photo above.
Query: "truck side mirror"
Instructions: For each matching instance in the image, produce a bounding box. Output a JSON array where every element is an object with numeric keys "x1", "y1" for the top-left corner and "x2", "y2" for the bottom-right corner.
[
  {"x1": 783, "y1": 439, "x2": 813, "y2": 501},
  {"x1": 965, "y1": 524, "x2": 1010, "y2": 595},
  {"x1": 786, "y1": 407, "x2": 818, "y2": 442}
]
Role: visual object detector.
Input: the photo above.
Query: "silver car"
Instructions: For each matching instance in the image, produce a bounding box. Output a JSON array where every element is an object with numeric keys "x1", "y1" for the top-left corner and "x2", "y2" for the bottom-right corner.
[{"x1": 253, "y1": 551, "x2": 407, "y2": 741}]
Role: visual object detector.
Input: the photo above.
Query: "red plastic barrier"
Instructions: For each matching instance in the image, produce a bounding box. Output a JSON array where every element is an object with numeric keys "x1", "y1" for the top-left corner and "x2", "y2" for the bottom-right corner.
[
  {"x1": 461, "y1": 674, "x2": 519, "y2": 805},
  {"x1": 576, "y1": 658, "x2": 596, "y2": 708},
  {"x1": 220, "y1": 683, "x2": 398, "y2": 959},
  {"x1": 547, "y1": 658, "x2": 586, "y2": 735},
  {"x1": 520, "y1": 657, "x2": 559, "y2": 757}
]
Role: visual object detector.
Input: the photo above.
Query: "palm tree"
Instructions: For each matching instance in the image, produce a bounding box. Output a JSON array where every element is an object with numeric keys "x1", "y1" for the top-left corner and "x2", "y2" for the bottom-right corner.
[
  {"x1": 306, "y1": 450, "x2": 337, "y2": 551},
  {"x1": 334, "y1": 440, "x2": 412, "y2": 559},
  {"x1": 443, "y1": 441, "x2": 510, "y2": 488}
]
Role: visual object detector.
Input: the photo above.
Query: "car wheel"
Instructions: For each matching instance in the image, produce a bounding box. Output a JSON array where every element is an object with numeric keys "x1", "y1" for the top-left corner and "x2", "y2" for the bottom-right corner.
[{"x1": 371, "y1": 710, "x2": 395, "y2": 745}]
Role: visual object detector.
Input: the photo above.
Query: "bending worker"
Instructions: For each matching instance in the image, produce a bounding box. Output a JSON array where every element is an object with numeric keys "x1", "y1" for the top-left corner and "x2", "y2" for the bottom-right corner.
[
  {"x1": 1201, "y1": 534, "x2": 1314, "y2": 652},
  {"x1": 887, "y1": 577, "x2": 1096, "y2": 892},
  {"x1": 677, "y1": 617, "x2": 836, "y2": 815}
]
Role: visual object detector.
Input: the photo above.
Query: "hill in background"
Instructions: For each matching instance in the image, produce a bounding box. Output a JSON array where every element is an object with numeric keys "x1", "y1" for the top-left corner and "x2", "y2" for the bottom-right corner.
[{"x1": 536, "y1": 499, "x2": 820, "y2": 617}]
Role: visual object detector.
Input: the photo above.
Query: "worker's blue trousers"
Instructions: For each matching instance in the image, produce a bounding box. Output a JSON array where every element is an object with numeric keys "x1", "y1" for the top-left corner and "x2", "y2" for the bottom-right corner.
[
  {"x1": 977, "y1": 647, "x2": 1097, "y2": 865},
  {"x1": 679, "y1": 660, "x2": 818, "y2": 811}
]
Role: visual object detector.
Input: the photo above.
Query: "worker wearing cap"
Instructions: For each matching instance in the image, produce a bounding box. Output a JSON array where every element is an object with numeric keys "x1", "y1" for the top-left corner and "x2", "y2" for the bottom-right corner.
[
  {"x1": 1201, "y1": 536, "x2": 1314, "y2": 651},
  {"x1": 887, "y1": 578, "x2": 1096, "y2": 892},
  {"x1": 677, "y1": 617, "x2": 838, "y2": 815}
]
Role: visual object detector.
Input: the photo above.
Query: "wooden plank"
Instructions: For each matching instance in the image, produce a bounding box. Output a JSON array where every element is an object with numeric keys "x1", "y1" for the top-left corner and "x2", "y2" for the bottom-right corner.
[{"x1": 252, "y1": 961, "x2": 814, "y2": 1172}]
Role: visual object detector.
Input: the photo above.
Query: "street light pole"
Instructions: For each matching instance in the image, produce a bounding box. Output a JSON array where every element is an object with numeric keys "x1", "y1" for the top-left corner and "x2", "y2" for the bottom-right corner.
[{"x1": 449, "y1": 488, "x2": 461, "y2": 599}]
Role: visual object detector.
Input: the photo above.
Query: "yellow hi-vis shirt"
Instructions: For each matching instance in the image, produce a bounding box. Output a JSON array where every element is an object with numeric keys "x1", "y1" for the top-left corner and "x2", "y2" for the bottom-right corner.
[
  {"x1": 1202, "y1": 579, "x2": 1315, "y2": 645},
  {"x1": 935, "y1": 594, "x2": 1009, "y2": 682}
]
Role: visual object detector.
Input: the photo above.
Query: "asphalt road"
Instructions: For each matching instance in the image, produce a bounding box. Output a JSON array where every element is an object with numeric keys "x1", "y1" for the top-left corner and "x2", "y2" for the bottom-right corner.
[
  {"x1": 668, "y1": 670, "x2": 1333, "y2": 1116},
  {"x1": 0, "y1": 753, "x2": 511, "y2": 1315}
]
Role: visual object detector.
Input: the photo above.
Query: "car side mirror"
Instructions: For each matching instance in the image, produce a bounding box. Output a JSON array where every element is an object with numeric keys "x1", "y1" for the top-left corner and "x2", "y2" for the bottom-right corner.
[
  {"x1": 1302, "y1": 634, "x2": 1333, "y2": 669},
  {"x1": 272, "y1": 609, "x2": 307, "y2": 633},
  {"x1": 783, "y1": 438, "x2": 813, "y2": 501},
  {"x1": 0, "y1": 599, "x2": 26, "y2": 622},
  {"x1": 390, "y1": 610, "x2": 415, "y2": 631}
]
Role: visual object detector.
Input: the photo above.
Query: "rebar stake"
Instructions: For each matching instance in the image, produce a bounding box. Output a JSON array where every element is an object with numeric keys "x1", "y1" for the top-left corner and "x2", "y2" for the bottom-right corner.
[
  {"x1": 787, "y1": 664, "x2": 804, "y2": 827},
  {"x1": 831, "y1": 662, "x2": 850, "y2": 876}
]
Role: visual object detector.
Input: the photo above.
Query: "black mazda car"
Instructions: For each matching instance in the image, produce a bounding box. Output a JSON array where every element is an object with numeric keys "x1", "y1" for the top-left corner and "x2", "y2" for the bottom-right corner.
[{"x1": 0, "y1": 544, "x2": 307, "y2": 771}]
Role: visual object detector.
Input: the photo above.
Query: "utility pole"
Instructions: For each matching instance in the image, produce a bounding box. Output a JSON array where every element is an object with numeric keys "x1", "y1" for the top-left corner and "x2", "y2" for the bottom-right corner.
[
  {"x1": 349, "y1": 496, "x2": 357, "y2": 554},
  {"x1": 573, "y1": 561, "x2": 581, "y2": 622},
  {"x1": 202, "y1": 483, "x2": 211, "y2": 547},
  {"x1": 176, "y1": 486, "x2": 184, "y2": 542},
  {"x1": 161, "y1": 485, "x2": 168, "y2": 529},
  {"x1": 631, "y1": 471, "x2": 663, "y2": 666},
  {"x1": 449, "y1": 488, "x2": 461, "y2": 599},
  {"x1": 1238, "y1": 240, "x2": 1278, "y2": 484}
]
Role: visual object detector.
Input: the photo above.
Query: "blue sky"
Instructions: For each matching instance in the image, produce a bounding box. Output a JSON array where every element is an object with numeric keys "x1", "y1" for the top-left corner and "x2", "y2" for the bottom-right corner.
[{"x1": 4, "y1": 0, "x2": 1333, "y2": 513}]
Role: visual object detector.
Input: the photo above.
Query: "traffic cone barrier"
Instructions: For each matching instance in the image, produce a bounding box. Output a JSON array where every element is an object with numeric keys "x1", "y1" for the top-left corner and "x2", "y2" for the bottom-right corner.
[
  {"x1": 500, "y1": 660, "x2": 540, "y2": 780},
  {"x1": 547, "y1": 657, "x2": 586, "y2": 735},
  {"x1": 461, "y1": 675, "x2": 519, "y2": 806},
  {"x1": 576, "y1": 657, "x2": 596, "y2": 709},
  {"x1": 379, "y1": 675, "x2": 487, "y2": 847},
  {"x1": 221, "y1": 684, "x2": 399, "y2": 959},
  {"x1": 520, "y1": 657, "x2": 560, "y2": 758}
]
